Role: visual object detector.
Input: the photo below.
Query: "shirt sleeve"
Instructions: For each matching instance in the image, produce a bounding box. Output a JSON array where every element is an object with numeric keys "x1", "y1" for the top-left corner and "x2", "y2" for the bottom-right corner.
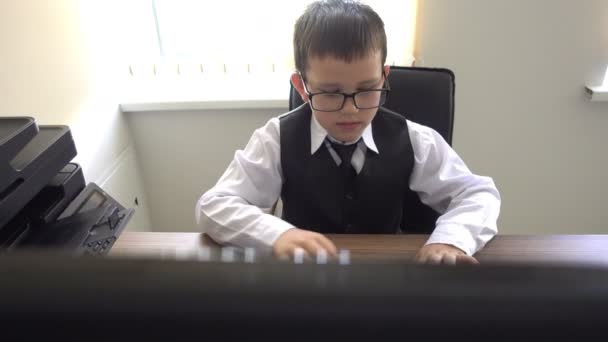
[
  {"x1": 407, "y1": 120, "x2": 501, "y2": 256},
  {"x1": 195, "y1": 117, "x2": 294, "y2": 251}
]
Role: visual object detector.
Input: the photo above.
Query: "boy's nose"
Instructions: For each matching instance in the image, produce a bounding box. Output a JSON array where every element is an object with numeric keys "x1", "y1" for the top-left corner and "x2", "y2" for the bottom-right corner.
[{"x1": 341, "y1": 96, "x2": 359, "y2": 114}]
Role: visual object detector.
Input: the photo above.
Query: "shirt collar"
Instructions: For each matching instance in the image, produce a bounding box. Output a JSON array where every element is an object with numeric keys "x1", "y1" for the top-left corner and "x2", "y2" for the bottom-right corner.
[{"x1": 310, "y1": 113, "x2": 379, "y2": 154}]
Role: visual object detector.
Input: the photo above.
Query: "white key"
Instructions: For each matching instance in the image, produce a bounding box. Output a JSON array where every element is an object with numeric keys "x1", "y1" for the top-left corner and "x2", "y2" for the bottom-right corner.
[
  {"x1": 175, "y1": 248, "x2": 192, "y2": 261},
  {"x1": 293, "y1": 247, "x2": 305, "y2": 264},
  {"x1": 316, "y1": 249, "x2": 328, "y2": 264},
  {"x1": 221, "y1": 247, "x2": 235, "y2": 262},
  {"x1": 338, "y1": 249, "x2": 350, "y2": 265},
  {"x1": 244, "y1": 248, "x2": 256, "y2": 263},
  {"x1": 197, "y1": 247, "x2": 211, "y2": 262}
]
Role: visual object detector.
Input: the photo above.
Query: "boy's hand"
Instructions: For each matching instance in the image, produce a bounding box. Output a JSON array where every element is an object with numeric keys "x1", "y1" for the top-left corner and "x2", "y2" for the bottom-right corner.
[
  {"x1": 273, "y1": 228, "x2": 338, "y2": 260},
  {"x1": 415, "y1": 243, "x2": 479, "y2": 265}
]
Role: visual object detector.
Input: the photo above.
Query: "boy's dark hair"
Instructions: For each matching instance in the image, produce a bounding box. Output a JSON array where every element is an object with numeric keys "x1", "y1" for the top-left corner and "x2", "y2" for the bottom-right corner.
[{"x1": 294, "y1": 0, "x2": 387, "y2": 76}]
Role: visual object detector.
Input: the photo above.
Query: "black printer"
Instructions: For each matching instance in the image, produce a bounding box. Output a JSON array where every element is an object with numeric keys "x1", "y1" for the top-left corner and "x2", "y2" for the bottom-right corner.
[{"x1": 0, "y1": 116, "x2": 133, "y2": 255}]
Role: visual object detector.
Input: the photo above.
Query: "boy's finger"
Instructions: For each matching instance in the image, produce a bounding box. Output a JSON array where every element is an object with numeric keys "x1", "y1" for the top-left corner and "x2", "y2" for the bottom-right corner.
[
  {"x1": 275, "y1": 243, "x2": 300, "y2": 261},
  {"x1": 428, "y1": 253, "x2": 442, "y2": 265},
  {"x1": 275, "y1": 248, "x2": 292, "y2": 261},
  {"x1": 299, "y1": 239, "x2": 325, "y2": 259},
  {"x1": 315, "y1": 235, "x2": 338, "y2": 257},
  {"x1": 415, "y1": 253, "x2": 428, "y2": 263},
  {"x1": 456, "y1": 254, "x2": 479, "y2": 265},
  {"x1": 442, "y1": 254, "x2": 457, "y2": 265}
]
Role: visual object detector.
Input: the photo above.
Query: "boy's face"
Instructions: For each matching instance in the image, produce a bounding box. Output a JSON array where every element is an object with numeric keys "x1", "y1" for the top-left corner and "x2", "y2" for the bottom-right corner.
[{"x1": 291, "y1": 51, "x2": 390, "y2": 143}]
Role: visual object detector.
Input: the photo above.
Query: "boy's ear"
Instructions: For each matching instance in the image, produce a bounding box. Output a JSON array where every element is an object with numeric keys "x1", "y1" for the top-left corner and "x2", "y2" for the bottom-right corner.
[
  {"x1": 290, "y1": 73, "x2": 309, "y2": 102},
  {"x1": 383, "y1": 65, "x2": 391, "y2": 78}
]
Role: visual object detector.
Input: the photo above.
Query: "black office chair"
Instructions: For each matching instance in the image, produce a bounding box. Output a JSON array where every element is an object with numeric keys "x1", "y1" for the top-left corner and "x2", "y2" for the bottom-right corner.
[{"x1": 288, "y1": 66, "x2": 456, "y2": 233}]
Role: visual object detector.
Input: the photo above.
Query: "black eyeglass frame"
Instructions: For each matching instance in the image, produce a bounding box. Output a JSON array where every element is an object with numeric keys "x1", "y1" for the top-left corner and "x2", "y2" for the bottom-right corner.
[{"x1": 300, "y1": 71, "x2": 391, "y2": 112}]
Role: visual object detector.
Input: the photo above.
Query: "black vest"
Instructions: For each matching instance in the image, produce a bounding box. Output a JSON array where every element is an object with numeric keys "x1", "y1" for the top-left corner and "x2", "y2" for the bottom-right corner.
[{"x1": 279, "y1": 104, "x2": 416, "y2": 234}]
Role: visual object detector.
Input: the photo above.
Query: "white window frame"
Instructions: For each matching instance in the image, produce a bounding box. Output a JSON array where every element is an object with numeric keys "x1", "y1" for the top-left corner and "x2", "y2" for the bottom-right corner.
[{"x1": 121, "y1": 0, "x2": 419, "y2": 111}]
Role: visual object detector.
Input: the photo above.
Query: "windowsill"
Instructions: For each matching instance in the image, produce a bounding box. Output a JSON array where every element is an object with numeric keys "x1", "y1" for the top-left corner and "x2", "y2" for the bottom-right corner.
[
  {"x1": 120, "y1": 98, "x2": 288, "y2": 112},
  {"x1": 119, "y1": 75, "x2": 291, "y2": 112},
  {"x1": 585, "y1": 85, "x2": 608, "y2": 102}
]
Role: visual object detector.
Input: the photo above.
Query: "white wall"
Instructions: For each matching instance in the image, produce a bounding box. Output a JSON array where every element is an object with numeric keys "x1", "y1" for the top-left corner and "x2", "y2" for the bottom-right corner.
[
  {"x1": 416, "y1": 0, "x2": 608, "y2": 233},
  {"x1": 98, "y1": 145, "x2": 152, "y2": 232},
  {"x1": 0, "y1": 1, "x2": 153, "y2": 231},
  {"x1": 126, "y1": 108, "x2": 286, "y2": 232}
]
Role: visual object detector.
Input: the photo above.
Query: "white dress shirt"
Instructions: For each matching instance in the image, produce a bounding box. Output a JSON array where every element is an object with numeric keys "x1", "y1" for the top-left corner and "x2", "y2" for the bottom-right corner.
[{"x1": 196, "y1": 112, "x2": 501, "y2": 256}]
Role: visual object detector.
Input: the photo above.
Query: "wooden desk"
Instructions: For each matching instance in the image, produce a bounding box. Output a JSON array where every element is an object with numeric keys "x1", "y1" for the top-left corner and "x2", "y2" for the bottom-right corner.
[{"x1": 111, "y1": 232, "x2": 608, "y2": 266}]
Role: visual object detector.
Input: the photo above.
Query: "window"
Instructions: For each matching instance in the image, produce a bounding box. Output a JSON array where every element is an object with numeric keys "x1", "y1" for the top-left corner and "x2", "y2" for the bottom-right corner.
[{"x1": 125, "y1": 0, "x2": 418, "y2": 104}]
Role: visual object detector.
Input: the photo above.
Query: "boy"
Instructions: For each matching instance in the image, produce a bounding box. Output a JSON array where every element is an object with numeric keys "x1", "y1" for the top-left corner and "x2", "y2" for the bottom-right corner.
[{"x1": 196, "y1": 0, "x2": 500, "y2": 264}]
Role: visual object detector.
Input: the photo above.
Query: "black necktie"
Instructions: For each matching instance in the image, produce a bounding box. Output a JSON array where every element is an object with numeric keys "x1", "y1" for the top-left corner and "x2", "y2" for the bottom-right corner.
[{"x1": 330, "y1": 140, "x2": 358, "y2": 173}]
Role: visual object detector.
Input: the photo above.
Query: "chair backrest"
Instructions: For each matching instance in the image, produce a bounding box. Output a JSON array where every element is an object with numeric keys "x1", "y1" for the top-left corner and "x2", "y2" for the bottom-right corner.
[{"x1": 288, "y1": 66, "x2": 456, "y2": 233}]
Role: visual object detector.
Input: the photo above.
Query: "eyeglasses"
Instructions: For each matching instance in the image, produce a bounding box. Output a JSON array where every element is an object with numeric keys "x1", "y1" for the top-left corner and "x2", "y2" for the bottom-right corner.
[{"x1": 301, "y1": 74, "x2": 390, "y2": 112}]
